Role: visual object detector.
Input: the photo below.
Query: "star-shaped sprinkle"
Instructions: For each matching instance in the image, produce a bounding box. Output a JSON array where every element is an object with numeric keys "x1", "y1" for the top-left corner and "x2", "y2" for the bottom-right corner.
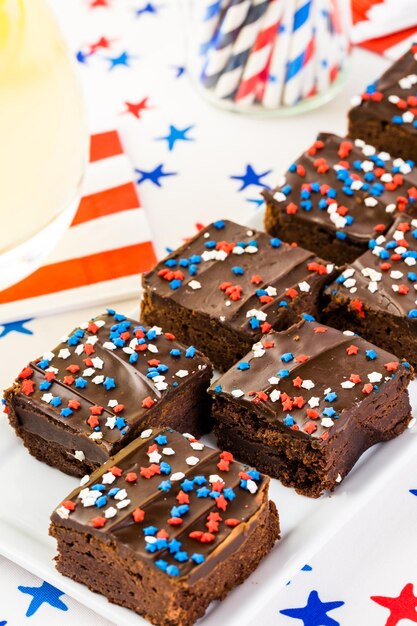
[
  {"x1": 230, "y1": 164, "x2": 272, "y2": 191},
  {"x1": 18, "y1": 581, "x2": 68, "y2": 617},
  {"x1": 135, "y1": 164, "x2": 177, "y2": 187},
  {"x1": 123, "y1": 97, "x2": 151, "y2": 119},
  {"x1": 106, "y1": 51, "x2": 134, "y2": 70},
  {"x1": 0, "y1": 318, "x2": 34, "y2": 339},
  {"x1": 136, "y1": 2, "x2": 159, "y2": 16},
  {"x1": 157, "y1": 125, "x2": 194, "y2": 151},
  {"x1": 280, "y1": 590, "x2": 344, "y2": 626},
  {"x1": 371, "y1": 583, "x2": 417, "y2": 626}
]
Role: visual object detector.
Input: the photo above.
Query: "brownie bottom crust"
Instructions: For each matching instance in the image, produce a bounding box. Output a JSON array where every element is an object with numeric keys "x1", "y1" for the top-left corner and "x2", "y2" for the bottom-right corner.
[
  {"x1": 212, "y1": 372, "x2": 412, "y2": 498},
  {"x1": 50, "y1": 501, "x2": 279, "y2": 626},
  {"x1": 323, "y1": 294, "x2": 417, "y2": 370},
  {"x1": 349, "y1": 113, "x2": 417, "y2": 166},
  {"x1": 5, "y1": 373, "x2": 213, "y2": 478},
  {"x1": 264, "y1": 201, "x2": 365, "y2": 266}
]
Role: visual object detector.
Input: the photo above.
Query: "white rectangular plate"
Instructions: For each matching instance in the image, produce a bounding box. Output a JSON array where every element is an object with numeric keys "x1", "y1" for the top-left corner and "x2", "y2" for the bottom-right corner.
[{"x1": 1, "y1": 208, "x2": 417, "y2": 626}]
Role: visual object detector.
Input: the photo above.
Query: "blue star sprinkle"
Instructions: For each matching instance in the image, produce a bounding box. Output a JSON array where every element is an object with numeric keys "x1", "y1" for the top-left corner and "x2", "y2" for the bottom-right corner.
[
  {"x1": 280, "y1": 590, "x2": 344, "y2": 626},
  {"x1": 106, "y1": 51, "x2": 134, "y2": 69},
  {"x1": 18, "y1": 581, "x2": 68, "y2": 617},
  {"x1": 230, "y1": 164, "x2": 272, "y2": 191},
  {"x1": 0, "y1": 318, "x2": 34, "y2": 339},
  {"x1": 157, "y1": 125, "x2": 195, "y2": 151},
  {"x1": 135, "y1": 164, "x2": 177, "y2": 187}
]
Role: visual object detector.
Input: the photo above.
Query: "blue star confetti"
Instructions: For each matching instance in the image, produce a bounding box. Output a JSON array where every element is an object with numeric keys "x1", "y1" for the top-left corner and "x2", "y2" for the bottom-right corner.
[
  {"x1": 157, "y1": 125, "x2": 194, "y2": 151},
  {"x1": 230, "y1": 164, "x2": 272, "y2": 191},
  {"x1": 246, "y1": 197, "x2": 265, "y2": 207},
  {"x1": 280, "y1": 590, "x2": 344, "y2": 626},
  {"x1": 106, "y1": 51, "x2": 133, "y2": 69},
  {"x1": 18, "y1": 581, "x2": 68, "y2": 617},
  {"x1": 135, "y1": 164, "x2": 177, "y2": 187},
  {"x1": 0, "y1": 621, "x2": 7, "y2": 625},
  {"x1": 173, "y1": 65, "x2": 185, "y2": 78},
  {"x1": 136, "y1": 2, "x2": 159, "y2": 16},
  {"x1": 0, "y1": 319, "x2": 34, "y2": 339},
  {"x1": 409, "y1": 489, "x2": 417, "y2": 496}
]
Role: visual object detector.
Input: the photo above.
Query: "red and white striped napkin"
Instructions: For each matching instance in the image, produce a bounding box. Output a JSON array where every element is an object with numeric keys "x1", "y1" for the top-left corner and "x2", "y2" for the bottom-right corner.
[
  {"x1": 352, "y1": 0, "x2": 417, "y2": 59},
  {"x1": 0, "y1": 130, "x2": 156, "y2": 323}
]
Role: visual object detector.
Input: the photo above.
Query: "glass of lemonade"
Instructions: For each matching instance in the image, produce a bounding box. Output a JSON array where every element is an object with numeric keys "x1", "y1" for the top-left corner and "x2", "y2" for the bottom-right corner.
[{"x1": 0, "y1": 0, "x2": 88, "y2": 291}]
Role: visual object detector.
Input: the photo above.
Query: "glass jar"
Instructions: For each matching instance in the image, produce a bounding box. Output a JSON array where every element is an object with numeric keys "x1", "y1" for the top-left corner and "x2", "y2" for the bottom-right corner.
[
  {"x1": 185, "y1": 0, "x2": 352, "y2": 115},
  {"x1": 0, "y1": 0, "x2": 88, "y2": 290}
]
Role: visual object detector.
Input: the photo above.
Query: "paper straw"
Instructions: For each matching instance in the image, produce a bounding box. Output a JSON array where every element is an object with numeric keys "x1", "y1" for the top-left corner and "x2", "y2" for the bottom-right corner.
[
  {"x1": 234, "y1": 0, "x2": 285, "y2": 106},
  {"x1": 312, "y1": 0, "x2": 332, "y2": 94},
  {"x1": 197, "y1": 0, "x2": 230, "y2": 57},
  {"x1": 214, "y1": 0, "x2": 270, "y2": 100},
  {"x1": 261, "y1": 0, "x2": 295, "y2": 109},
  {"x1": 283, "y1": 0, "x2": 315, "y2": 107},
  {"x1": 200, "y1": 0, "x2": 252, "y2": 89}
]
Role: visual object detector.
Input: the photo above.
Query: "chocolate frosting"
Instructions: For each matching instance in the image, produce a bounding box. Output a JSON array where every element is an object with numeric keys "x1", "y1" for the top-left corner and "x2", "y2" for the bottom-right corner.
[
  {"x1": 143, "y1": 219, "x2": 335, "y2": 338},
  {"x1": 263, "y1": 133, "x2": 417, "y2": 243},
  {"x1": 327, "y1": 214, "x2": 417, "y2": 318},
  {"x1": 8, "y1": 311, "x2": 211, "y2": 459},
  {"x1": 351, "y1": 45, "x2": 417, "y2": 137},
  {"x1": 51, "y1": 427, "x2": 269, "y2": 583},
  {"x1": 209, "y1": 319, "x2": 411, "y2": 441}
]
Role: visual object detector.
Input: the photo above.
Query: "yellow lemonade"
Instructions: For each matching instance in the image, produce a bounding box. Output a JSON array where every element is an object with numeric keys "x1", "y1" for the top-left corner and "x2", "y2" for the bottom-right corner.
[{"x1": 0, "y1": 0, "x2": 87, "y2": 254}]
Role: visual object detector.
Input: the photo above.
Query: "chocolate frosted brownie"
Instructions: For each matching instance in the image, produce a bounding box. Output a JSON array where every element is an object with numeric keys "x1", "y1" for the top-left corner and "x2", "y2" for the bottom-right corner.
[
  {"x1": 349, "y1": 45, "x2": 417, "y2": 163},
  {"x1": 210, "y1": 319, "x2": 412, "y2": 497},
  {"x1": 50, "y1": 427, "x2": 279, "y2": 626},
  {"x1": 263, "y1": 133, "x2": 417, "y2": 265},
  {"x1": 324, "y1": 214, "x2": 417, "y2": 368},
  {"x1": 141, "y1": 219, "x2": 336, "y2": 371},
  {"x1": 4, "y1": 310, "x2": 212, "y2": 477}
]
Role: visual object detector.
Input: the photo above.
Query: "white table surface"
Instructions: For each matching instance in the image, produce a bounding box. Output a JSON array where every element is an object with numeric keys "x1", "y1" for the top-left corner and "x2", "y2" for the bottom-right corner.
[{"x1": 1, "y1": 1, "x2": 416, "y2": 625}]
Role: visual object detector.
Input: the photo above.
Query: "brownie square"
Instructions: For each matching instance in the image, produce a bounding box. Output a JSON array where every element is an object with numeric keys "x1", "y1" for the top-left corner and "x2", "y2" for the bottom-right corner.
[
  {"x1": 141, "y1": 219, "x2": 336, "y2": 371},
  {"x1": 349, "y1": 45, "x2": 417, "y2": 163},
  {"x1": 50, "y1": 427, "x2": 279, "y2": 626},
  {"x1": 324, "y1": 214, "x2": 417, "y2": 368},
  {"x1": 263, "y1": 132, "x2": 417, "y2": 265},
  {"x1": 210, "y1": 319, "x2": 412, "y2": 498},
  {"x1": 4, "y1": 310, "x2": 212, "y2": 477}
]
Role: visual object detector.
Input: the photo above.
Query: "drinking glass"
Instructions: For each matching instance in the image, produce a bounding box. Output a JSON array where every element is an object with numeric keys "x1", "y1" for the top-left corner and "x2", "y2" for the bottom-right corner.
[{"x1": 0, "y1": 0, "x2": 88, "y2": 290}]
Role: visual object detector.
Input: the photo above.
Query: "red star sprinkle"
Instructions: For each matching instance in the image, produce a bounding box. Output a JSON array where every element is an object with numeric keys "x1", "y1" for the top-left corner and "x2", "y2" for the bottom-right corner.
[
  {"x1": 351, "y1": 299, "x2": 365, "y2": 318},
  {"x1": 142, "y1": 396, "x2": 155, "y2": 409},
  {"x1": 91, "y1": 516, "x2": 106, "y2": 528},
  {"x1": 371, "y1": 583, "x2": 417, "y2": 626},
  {"x1": 109, "y1": 466, "x2": 123, "y2": 476},
  {"x1": 362, "y1": 383, "x2": 374, "y2": 394},
  {"x1": 125, "y1": 472, "x2": 137, "y2": 482},
  {"x1": 285, "y1": 287, "x2": 298, "y2": 299},
  {"x1": 384, "y1": 361, "x2": 399, "y2": 372},
  {"x1": 314, "y1": 326, "x2": 327, "y2": 333},
  {"x1": 293, "y1": 376, "x2": 303, "y2": 388},
  {"x1": 261, "y1": 321, "x2": 272, "y2": 333},
  {"x1": 89, "y1": 405, "x2": 104, "y2": 415},
  {"x1": 168, "y1": 517, "x2": 182, "y2": 525},
  {"x1": 68, "y1": 399, "x2": 81, "y2": 410},
  {"x1": 89, "y1": 36, "x2": 113, "y2": 53},
  {"x1": 62, "y1": 500, "x2": 76, "y2": 511},
  {"x1": 132, "y1": 508, "x2": 145, "y2": 522},
  {"x1": 18, "y1": 367, "x2": 33, "y2": 380},
  {"x1": 21, "y1": 380, "x2": 35, "y2": 396},
  {"x1": 346, "y1": 345, "x2": 359, "y2": 355},
  {"x1": 225, "y1": 518, "x2": 241, "y2": 527},
  {"x1": 176, "y1": 490, "x2": 189, "y2": 504},
  {"x1": 350, "y1": 374, "x2": 361, "y2": 384}
]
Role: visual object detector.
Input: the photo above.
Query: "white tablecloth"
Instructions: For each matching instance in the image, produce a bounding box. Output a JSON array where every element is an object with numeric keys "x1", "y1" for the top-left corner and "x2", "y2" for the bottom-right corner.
[{"x1": 1, "y1": 1, "x2": 416, "y2": 625}]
